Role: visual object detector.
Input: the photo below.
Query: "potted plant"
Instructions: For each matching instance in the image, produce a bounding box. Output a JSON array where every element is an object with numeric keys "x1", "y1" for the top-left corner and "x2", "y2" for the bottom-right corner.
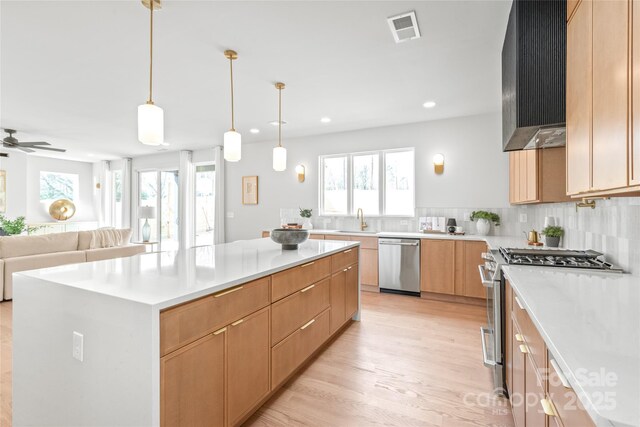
[
  {"x1": 541, "y1": 225, "x2": 564, "y2": 248},
  {"x1": 0, "y1": 215, "x2": 30, "y2": 236},
  {"x1": 470, "y1": 211, "x2": 500, "y2": 236},
  {"x1": 299, "y1": 208, "x2": 313, "y2": 230}
]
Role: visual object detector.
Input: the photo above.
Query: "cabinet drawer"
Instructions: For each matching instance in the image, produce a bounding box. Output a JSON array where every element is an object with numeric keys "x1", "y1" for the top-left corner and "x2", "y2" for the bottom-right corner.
[
  {"x1": 271, "y1": 308, "x2": 331, "y2": 388},
  {"x1": 331, "y1": 247, "x2": 358, "y2": 273},
  {"x1": 271, "y1": 256, "x2": 331, "y2": 302},
  {"x1": 160, "y1": 277, "x2": 270, "y2": 356},
  {"x1": 513, "y1": 292, "x2": 546, "y2": 376},
  {"x1": 548, "y1": 355, "x2": 596, "y2": 427},
  {"x1": 350, "y1": 236, "x2": 377, "y2": 250},
  {"x1": 271, "y1": 277, "x2": 330, "y2": 345}
]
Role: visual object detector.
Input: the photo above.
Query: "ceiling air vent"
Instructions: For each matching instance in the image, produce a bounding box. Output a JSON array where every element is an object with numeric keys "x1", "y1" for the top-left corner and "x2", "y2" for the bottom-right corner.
[{"x1": 387, "y1": 11, "x2": 421, "y2": 43}]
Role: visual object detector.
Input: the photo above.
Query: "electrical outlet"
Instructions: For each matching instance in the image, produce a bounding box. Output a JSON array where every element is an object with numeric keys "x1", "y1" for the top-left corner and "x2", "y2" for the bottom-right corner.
[
  {"x1": 73, "y1": 331, "x2": 84, "y2": 362},
  {"x1": 519, "y1": 213, "x2": 528, "y2": 223},
  {"x1": 463, "y1": 211, "x2": 471, "y2": 221},
  {"x1": 226, "y1": 212, "x2": 234, "y2": 219},
  {"x1": 400, "y1": 220, "x2": 408, "y2": 226}
]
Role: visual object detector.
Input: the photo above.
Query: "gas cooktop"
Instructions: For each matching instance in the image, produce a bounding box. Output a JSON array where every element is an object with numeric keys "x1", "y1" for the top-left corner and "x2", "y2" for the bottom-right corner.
[{"x1": 498, "y1": 248, "x2": 624, "y2": 272}]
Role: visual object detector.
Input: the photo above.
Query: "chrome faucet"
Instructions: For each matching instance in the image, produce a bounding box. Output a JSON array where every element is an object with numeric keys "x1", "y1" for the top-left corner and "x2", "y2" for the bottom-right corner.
[{"x1": 356, "y1": 208, "x2": 368, "y2": 231}]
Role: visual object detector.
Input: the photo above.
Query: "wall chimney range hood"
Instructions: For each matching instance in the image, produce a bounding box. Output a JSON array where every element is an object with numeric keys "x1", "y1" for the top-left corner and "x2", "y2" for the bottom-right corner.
[{"x1": 501, "y1": 0, "x2": 566, "y2": 151}]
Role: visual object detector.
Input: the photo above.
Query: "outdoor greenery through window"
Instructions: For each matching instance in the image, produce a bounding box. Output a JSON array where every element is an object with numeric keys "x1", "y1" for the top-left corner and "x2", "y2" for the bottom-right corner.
[
  {"x1": 39, "y1": 171, "x2": 79, "y2": 201},
  {"x1": 319, "y1": 148, "x2": 414, "y2": 216}
]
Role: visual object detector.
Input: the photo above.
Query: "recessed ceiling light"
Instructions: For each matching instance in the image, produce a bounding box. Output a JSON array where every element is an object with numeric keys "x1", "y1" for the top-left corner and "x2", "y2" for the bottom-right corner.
[
  {"x1": 320, "y1": 117, "x2": 331, "y2": 123},
  {"x1": 250, "y1": 128, "x2": 260, "y2": 134},
  {"x1": 423, "y1": 101, "x2": 437, "y2": 108},
  {"x1": 269, "y1": 120, "x2": 287, "y2": 126}
]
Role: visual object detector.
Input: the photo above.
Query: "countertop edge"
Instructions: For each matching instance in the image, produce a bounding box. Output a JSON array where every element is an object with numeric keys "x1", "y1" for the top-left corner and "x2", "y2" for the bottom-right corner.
[{"x1": 502, "y1": 266, "x2": 625, "y2": 427}]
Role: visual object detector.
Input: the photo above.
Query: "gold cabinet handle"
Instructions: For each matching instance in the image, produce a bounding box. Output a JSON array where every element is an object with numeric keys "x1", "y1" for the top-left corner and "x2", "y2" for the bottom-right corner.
[
  {"x1": 540, "y1": 398, "x2": 558, "y2": 417},
  {"x1": 300, "y1": 284, "x2": 315, "y2": 293},
  {"x1": 515, "y1": 334, "x2": 524, "y2": 342},
  {"x1": 214, "y1": 286, "x2": 243, "y2": 298},
  {"x1": 549, "y1": 359, "x2": 572, "y2": 389},
  {"x1": 347, "y1": 266, "x2": 352, "y2": 270},
  {"x1": 213, "y1": 327, "x2": 227, "y2": 335},
  {"x1": 231, "y1": 319, "x2": 244, "y2": 326},
  {"x1": 300, "y1": 318, "x2": 315, "y2": 330},
  {"x1": 300, "y1": 261, "x2": 315, "y2": 268},
  {"x1": 344, "y1": 249, "x2": 352, "y2": 253},
  {"x1": 519, "y1": 344, "x2": 529, "y2": 354},
  {"x1": 343, "y1": 268, "x2": 348, "y2": 272}
]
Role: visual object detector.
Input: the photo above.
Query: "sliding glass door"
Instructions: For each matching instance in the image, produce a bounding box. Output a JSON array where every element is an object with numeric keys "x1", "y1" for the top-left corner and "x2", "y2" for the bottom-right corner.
[
  {"x1": 139, "y1": 170, "x2": 179, "y2": 250},
  {"x1": 194, "y1": 164, "x2": 215, "y2": 246}
]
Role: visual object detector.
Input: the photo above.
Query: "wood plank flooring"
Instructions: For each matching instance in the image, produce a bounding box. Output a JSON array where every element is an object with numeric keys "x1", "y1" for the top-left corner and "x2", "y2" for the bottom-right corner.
[{"x1": 0, "y1": 292, "x2": 513, "y2": 427}]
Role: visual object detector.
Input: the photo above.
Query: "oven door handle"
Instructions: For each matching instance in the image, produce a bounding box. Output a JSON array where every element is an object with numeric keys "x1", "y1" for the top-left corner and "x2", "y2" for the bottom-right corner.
[
  {"x1": 478, "y1": 265, "x2": 494, "y2": 288},
  {"x1": 480, "y1": 326, "x2": 497, "y2": 367}
]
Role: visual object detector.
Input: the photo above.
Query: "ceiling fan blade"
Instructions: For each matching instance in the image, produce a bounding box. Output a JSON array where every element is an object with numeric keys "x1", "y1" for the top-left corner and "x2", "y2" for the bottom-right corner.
[
  {"x1": 31, "y1": 145, "x2": 66, "y2": 153},
  {"x1": 16, "y1": 146, "x2": 35, "y2": 153},
  {"x1": 16, "y1": 141, "x2": 51, "y2": 147}
]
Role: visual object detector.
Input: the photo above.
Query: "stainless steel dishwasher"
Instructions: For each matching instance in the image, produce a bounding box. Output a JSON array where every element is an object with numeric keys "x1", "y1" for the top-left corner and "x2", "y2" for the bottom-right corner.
[{"x1": 378, "y1": 238, "x2": 421, "y2": 296}]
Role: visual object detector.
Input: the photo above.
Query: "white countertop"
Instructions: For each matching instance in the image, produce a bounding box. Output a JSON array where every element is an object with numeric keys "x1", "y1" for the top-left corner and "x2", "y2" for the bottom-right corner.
[
  {"x1": 305, "y1": 228, "x2": 538, "y2": 251},
  {"x1": 503, "y1": 266, "x2": 640, "y2": 427},
  {"x1": 15, "y1": 238, "x2": 359, "y2": 310}
]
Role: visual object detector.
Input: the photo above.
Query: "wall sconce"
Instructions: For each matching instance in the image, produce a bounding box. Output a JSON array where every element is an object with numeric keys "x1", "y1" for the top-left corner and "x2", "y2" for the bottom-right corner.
[
  {"x1": 295, "y1": 164, "x2": 305, "y2": 182},
  {"x1": 433, "y1": 153, "x2": 445, "y2": 174}
]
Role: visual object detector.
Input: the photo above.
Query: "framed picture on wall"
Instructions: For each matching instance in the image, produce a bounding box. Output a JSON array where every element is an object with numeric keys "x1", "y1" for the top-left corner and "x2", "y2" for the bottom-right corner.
[
  {"x1": 242, "y1": 176, "x2": 258, "y2": 205},
  {"x1": 0, "y1": 170, "x2": 6, "y2": 213}
]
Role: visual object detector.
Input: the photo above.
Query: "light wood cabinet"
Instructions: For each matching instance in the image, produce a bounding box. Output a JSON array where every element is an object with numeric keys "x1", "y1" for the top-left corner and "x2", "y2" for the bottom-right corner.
[
  {"x1": 227, "y1": 307, "x2": 271, "y2": 426},
  {"x1": 510, "y1": 317, "x2": 526, "y2": 427},
  {"x1": 329, "y1": 268, "x2": 347, "y2": 333},
  {"x1": 592, "y1": 0, "x2": 629, "y2": 192},
  {"x1": 422, "y1": 239, "x2": 486, "y2": 300},
  {"x1": 160, "y1": 330, "x2": 226, "y2": 427},
  {"x1": 524, "y1": 354, "x2": 547, "y2": 427},
  {"x1": 360, "y1": 249, "x2": 378, "y2": 288},
  {"x1": 271, "y1": 256, "x2": 331, "y2": 302},
  {"x1": 345, "y1": 263, "x2": 358, "y2": 319},
  {"x1": 548, "y1": 354, "x2": 597, "y2": 427},
  {"x1": 420, "y1": 239, "x2": 455, "y2": 295},
  {"x1": 509, "y1": 148, "x2": 570, "y2": 204},
  {"x1": 566, "y1": 0, "x2": 593, "y2": 195}
]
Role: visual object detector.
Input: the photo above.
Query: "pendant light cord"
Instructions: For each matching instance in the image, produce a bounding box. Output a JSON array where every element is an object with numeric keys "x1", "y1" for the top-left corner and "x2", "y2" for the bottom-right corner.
[
  {"x1": 230, "y1": 56, "x2": 235, "y2": 131},
  {"x1": 148, "y1": 1, "x2": 154, "y2": 104},
  {"x1": 278, "y1": 85, "x2": 282, "y2": 147}
]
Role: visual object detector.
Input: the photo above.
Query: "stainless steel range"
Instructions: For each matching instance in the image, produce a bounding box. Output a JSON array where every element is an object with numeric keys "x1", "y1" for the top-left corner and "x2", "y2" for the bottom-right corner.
[{"x1": 478, "y1": 247, "x2": 623, "y2": 396}]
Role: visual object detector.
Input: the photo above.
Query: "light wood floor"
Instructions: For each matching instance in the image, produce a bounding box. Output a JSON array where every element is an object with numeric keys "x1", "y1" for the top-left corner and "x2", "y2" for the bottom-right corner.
[{"x1": 0, "y1": 293, "x2": 513, "y2": 427}]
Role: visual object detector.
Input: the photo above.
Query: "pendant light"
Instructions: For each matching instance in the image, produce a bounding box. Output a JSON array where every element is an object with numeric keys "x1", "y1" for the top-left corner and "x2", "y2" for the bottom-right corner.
[
  {"x1": 223, "y1": 50, "x2": 241, "y2": 162},
  {"x1": 273, "y1": 82, "x2": 287, "y2": 171},
  {"x1": 138, "y1": 0, "x2": 164, "y2": 146}
]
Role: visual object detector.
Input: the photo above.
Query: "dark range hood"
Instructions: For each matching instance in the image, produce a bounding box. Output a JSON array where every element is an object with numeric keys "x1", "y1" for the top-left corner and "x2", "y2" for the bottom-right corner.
[{"x1": 502, "y1": 0, "x2": 566, "y2": 151}]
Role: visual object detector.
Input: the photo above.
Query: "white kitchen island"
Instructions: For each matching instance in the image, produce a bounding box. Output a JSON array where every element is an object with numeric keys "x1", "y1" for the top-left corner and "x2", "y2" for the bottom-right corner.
[{"x1": 12, "y1": 238, "x2": 360, "y2": 427}]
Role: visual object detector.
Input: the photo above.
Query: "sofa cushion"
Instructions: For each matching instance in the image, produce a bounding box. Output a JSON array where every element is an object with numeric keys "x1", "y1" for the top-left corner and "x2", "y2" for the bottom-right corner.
[
  {"x1": 3, "y1": 250, "x2": 86, "y2": 300},
  {"x1": 0, "y1": 232, "x2": 79, "y2": 259},
  {"x1": 78, "y1": 231, "x2": 93, "y2": 250},
  {"x1": 84, "y1": 245, "x2": 145, "y2": 262}
]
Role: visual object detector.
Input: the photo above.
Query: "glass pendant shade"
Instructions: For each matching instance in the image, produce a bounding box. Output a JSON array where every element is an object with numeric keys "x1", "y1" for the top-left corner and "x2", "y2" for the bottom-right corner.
[
  {"x1": 224, "y1": 130, "x2": 242, "y2": 162},
  {"x1": 138, "y1": 103, "x2": 164, "y2": 146},
  {"x1": 273, "y1": 146, "x2": 287, "y2": 171}
]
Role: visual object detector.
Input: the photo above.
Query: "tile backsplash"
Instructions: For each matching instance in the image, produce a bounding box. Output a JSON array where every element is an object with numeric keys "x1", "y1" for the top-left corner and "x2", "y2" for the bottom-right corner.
[{"x1": 302, "y1": 198, "x2": 640, "y2": 274}]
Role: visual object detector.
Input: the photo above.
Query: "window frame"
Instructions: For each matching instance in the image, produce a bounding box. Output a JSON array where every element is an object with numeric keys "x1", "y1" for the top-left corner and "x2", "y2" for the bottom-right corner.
[
  {"x1": 318, "y1": 147, "x2": 415, "y2": 218},
  {"x1": 39, "y1": 171, "x2": 80, "y2": 202}
]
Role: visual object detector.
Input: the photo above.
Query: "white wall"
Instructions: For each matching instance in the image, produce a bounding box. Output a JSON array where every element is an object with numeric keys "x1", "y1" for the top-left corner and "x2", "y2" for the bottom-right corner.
[
  {"x1": 225, "y1": 112, "x2": 507, "y2": 241},
  {"x1": 0, "y1": 152, "x2": 97, "y2": 223},
  {"x1": 26, "y1": 156, "x2": 97, "y2": 222},
  {"x1": 0, "y1": 151, "x2": 28, "y2": 219}
]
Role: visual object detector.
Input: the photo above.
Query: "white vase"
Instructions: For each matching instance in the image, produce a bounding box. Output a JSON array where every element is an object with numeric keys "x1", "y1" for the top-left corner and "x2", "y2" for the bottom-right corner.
[
  {"x1": 476, "y1": 218, "x2": 491, "y2": 236},
  {"x1": 302, "y1": 218, "x2": 313, "y2": 230}
]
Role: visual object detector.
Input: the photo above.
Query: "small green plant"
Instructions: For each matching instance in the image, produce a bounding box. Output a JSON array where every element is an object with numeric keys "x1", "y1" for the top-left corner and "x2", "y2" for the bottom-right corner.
[
  {"x1": 541, "y1": 225, "x2": 564, "y2": 238},
  {"x1": 0, "y1": 215, "x2": 29, "y2": 235},
  {"x1": 470, "y1": 211, "x2": 500, "y2": 226},
  {"x1": 299, "y1": 208, "x2": 313, "y2": 218}
]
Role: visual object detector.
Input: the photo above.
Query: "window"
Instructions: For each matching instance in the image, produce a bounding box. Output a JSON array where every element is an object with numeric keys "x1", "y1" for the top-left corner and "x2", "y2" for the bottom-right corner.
[
  {"x1": 112, "y1": 169, "x2": 123, "y2": 228},
  {"x1": 138, "y1": 170, "x2": 180, "y2": 250},
  {"x1": 39, "y1": 171, "x2": 79, "y2": 201},
  {"x1": 319, "y1": 148, "x2": 414, "y2": 216}
]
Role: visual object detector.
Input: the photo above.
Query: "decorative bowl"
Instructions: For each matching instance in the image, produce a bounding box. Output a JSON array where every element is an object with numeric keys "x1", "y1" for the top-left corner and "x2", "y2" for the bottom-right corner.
[{"x1": 270, "y1": 228, "x2": 310, "y2": 250}]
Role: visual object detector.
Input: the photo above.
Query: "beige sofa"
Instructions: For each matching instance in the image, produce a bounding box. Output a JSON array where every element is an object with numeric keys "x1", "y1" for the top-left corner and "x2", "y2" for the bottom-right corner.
[{"x1": 0, "y1": 229, "x2": 145, "y2": 301}]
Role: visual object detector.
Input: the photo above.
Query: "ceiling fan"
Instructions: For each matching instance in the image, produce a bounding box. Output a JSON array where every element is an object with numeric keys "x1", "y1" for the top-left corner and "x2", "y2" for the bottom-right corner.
[{"x1": 2, "y1": 129, "x2": 66, "y2": 153}]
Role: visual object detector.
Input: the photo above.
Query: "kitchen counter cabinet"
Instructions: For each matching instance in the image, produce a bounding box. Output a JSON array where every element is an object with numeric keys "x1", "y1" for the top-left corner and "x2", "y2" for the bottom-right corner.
[
  {"x1": 12, "y1": 239, "x2": 360, "y2": 427},
  {"x1": 509, "y1": 148, "x2": 571, "y2": 204},
  {"x1": 314, "y1": 233, "x2": 378, "y2": 291}
]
